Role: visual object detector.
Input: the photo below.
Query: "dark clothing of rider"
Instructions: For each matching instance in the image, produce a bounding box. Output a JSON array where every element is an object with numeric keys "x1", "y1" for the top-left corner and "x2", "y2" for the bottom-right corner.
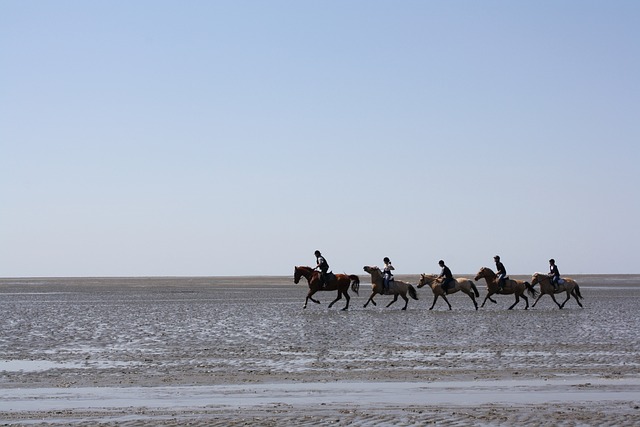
[
  {"x1": 439, "y1": 264, "x2": 453, "y2": 292},
  {"x1": 315, "y1": 251, "x2": 329, "y2": 287},
  {"x1": 382, "y1": 258, "x2": 394, "y2": 294},
  {"x1": 549, "y1": 262, "x2": 560, "y2": 290},
  {"x1": 495, "y1": 258, "x2": 507, "y2": 291}
]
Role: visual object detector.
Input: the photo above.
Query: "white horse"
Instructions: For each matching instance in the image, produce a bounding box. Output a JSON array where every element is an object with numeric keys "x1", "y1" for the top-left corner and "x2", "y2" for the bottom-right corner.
[{"x1": 362, "y1": 266, "x2": 418, "y2": 310}]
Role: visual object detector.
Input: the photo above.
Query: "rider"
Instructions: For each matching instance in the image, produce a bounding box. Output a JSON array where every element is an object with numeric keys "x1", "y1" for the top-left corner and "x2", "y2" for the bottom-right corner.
[
  {"x1": 314, "y1": 250, "x2": 330, "y2": 289},
  {"x1": 548, "y1": 258, "x2": 560, "y2": 291},
  {"x1": 494, "y1": 255, "x2": 507, "y2": 292},
  {"x1": 438, "y1": 260, "x2": 454, "y2": 293},
  {"x1": 382, "y1": 257, "x2": 394, "y2": 294}
]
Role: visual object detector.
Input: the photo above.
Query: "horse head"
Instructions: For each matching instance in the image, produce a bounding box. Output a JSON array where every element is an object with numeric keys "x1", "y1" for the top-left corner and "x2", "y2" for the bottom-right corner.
[
  {"x1": 363, "y1": 266, "x2": 383, "y2": 281},
  {"x1": 363, "y1": 265, "x2": 380, "y2": 274},
  {"x1": 474, "y1": 267, "x2": 495, "y2": 281},
  {"x1": 531, "y1": 272, "x2": 544, "y2": 286},
  {"x1": 418, "y1": 273, "x2": 438, "y2": 288},
  {"x1": 293, "y1": 266, "x2": 302, "y2": 284},
  {"x1": 294, "y1": 266, "x2": 313, "y2": 284}
]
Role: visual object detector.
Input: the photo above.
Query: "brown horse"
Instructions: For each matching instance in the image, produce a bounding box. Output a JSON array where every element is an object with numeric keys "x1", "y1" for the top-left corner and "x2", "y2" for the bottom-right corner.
[
  {"x1": 362, "y1": 266, "x2": 418, "y2": 310},
  {"x1": 417, "y1": 274, "x2": 480, "y2": 310},
  {"x1": 293, "y1": 266, "x2": 360, "y2": 310},
  {"x1": 530, "y1": 273, "x2": 584, "y2": 309},
  {"x1": 474, "y1": 267, "x2": 537, "y2": 310}
]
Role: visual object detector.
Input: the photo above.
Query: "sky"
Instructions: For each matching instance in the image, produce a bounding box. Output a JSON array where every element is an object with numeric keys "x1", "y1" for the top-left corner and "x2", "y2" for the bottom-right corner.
[{"x1": 1, "y1": 1, "x2": 639, "y2": 277}]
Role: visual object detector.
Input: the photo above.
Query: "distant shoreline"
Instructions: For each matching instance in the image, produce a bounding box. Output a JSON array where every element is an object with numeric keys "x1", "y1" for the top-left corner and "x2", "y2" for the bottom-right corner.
[{"x1": 1, "y1": 273, "x2": 639, "y2": 280}]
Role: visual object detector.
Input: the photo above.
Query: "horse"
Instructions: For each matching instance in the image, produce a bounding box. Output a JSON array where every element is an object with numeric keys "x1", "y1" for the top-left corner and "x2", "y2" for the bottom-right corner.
[
  {"x1": 530, "y1": 273, "x2": 584, "y2": 309},
  {"x1": 293, "y1": 266, "x2": 360, "y2": 310},
  {"x1": 417, "y1": 274, "x2": 480, "y2": 310},
  {"x1": 362, "y1": 266, "x2": 418, "y2": 310},
  {"x1": 474, "y1": 267, "x2": 538, "y2": 310}
]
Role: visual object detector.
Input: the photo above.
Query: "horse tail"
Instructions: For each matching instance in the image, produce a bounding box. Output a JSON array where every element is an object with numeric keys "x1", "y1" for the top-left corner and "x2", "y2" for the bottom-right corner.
[
  {"x1": 471, "y1": 282, "x2": 480, "y2": 297},
  {"x1": 525, "y1": 281, "x2": 538, "y2": 298},
  {"x1": 573, "y1": 283, "x2": 583, "y2": 299},
  {"x1": 349, "y1": 275, "x2": 360, "y2": 295},
  {"x1": 408, "y1": 284, "x2": 419, "y2": 300}
]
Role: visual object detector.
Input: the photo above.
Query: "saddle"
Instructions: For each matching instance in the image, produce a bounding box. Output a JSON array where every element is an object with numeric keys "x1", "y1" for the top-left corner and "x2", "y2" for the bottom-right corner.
[
  {"x1": 381, "y1": 278, "x2": 394, "y2": 294},
  {"x1": 441, "y1": 278, "x2": 454, "y2": 293},
  {"x1": 320, "y1": 271, "x2": 335, "y2": 288}
]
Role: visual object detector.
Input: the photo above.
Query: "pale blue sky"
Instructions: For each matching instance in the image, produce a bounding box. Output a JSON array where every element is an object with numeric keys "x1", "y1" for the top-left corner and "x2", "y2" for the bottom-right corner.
[{"x1": 1, "y1": 1, "x2": 639, "y2": 277}]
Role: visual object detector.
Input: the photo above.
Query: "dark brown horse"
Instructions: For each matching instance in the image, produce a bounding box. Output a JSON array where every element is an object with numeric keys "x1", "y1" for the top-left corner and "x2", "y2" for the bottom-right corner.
[
  {"x1": 294, "y1": 266, "x2": 360, "y2": 310},
  {"x1": 474, "y1": 267, "x2": 537, "y2": 310},
  {"x1": 530, "y1": 272, "x2": 584, "y2": 309}
]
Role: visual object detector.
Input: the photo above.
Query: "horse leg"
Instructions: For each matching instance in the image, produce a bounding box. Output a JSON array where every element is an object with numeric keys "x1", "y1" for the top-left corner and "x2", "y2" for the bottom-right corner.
[
  {"x1": 531, "y1": 292, "x2": 545, "y2": 308},
  {"x1": 549, "y1": 292, "x2": 562, "y2": 309},
  {"x1": 462, "y1": 289, "x2": 478, "y2": 310},
  {"x1": 468, "y1": 293, "x2": 478, "y2": 310},
  {"x1": 363, "y1": 291, "x2": 377, "y2": 308},
  {"x1": 401, "y1": 293, "x2": 409, "y2": 310},
  {"x1": 386, "y1": 294, "x2": 399, "y2": 308},
  {"x1": 508, "y1": 294, "x2": 520, "y2": 310},
  {"x1": 559, "y1": 291, "x2": 571, "y2": 309},
  {"x1": 481, "y1": 292, "x2": 495, "y2": 308},
  {"x1": 304, "y1": 290, "x2": 320, "y2": 309},
  {"x1": 429, "y1": 295, "x2": 438, "y2": 310},
  {"x1": 521, "y1": 294, "x2": 529, "y2": 310},
  {"x1": 571, "y1": 290, "x2": 584, "y2": 308},
  {"x1": 441, "y1": 295, "x2": 452, "y2": 310},
  {"x1": 327, "y1": 290, "x2": 342, "y2": 309},
  {"x1": 342, "y1": 291, "x2": 350, "y2": 310}
]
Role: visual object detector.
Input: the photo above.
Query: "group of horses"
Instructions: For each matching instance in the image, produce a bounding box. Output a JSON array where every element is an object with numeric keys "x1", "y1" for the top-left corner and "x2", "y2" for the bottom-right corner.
[{"x1": 293, "y1": 265, "x2": 584, "y2": 311}]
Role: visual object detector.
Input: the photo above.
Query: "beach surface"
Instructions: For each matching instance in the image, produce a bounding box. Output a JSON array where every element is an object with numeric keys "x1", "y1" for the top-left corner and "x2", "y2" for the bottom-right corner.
[{"x1": 1, "y1": 274, "x2": 639, "y2": 425}]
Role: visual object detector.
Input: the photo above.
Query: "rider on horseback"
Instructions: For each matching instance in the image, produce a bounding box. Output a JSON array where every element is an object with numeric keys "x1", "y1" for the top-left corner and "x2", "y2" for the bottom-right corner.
[
  {"x1": 314, "y1": 250, "x2": 330, "y2": 289},
  {"x1": 549, "y1": 258, "x2": 560, "y2": 291},
  {"x1": 438, "y1": 260, "x2": 454, "y2": 293},
  {"x1": 494, "y1": 255, "x2": 507, "y2": 292},
  {"x1": 382, "y1": 257, "x2": 394, "y2": 294}
]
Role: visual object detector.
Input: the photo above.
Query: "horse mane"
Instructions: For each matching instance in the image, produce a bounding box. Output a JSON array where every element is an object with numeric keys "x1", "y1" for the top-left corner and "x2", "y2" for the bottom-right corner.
[{"x1": 481, "y1": 266, "x2": 496, "y2": 274}]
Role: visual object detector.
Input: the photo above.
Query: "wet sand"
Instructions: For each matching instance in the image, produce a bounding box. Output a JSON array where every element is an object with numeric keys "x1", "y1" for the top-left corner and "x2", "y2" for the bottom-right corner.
[{"x1": 1, "y1": 275, "x2": 639, "y2": 425}]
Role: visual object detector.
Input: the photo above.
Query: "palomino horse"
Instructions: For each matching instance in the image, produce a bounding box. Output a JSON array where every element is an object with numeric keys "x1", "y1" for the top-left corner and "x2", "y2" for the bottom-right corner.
[
  {"x1": 293, "y1": 266, "x2": 360, "y2": 310},
  {"x1": 417, "y1": 274, "x2": 480, "y2": 310},
  {"x1": 530, "y1": 273, "x2": 584, "y2": 309},
  {"x1": 474, "y1": 267, "x2": 537, "y2": 310},
  {"x1": 362, "y1": 266, "x2": 418, "y2": 310}
]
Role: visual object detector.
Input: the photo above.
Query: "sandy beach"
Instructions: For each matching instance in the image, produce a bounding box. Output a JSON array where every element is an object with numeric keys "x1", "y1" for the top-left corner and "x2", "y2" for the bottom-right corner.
[{"x1": 1, "y1": 275, "x2": 639, "y2": 425}]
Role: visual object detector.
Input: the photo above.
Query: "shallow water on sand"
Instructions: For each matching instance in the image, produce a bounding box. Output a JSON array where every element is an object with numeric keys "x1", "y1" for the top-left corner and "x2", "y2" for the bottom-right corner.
[{"x1": 1, "y1": 275, "x2": 639, "y2": 425}]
